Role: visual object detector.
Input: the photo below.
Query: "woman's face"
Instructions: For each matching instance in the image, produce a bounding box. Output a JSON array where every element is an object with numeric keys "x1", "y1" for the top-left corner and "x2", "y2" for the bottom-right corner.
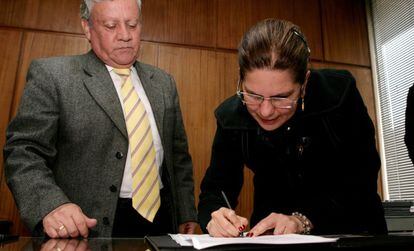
[{"x1": 242, "y1": 69, "x2": 305, "y2": 131}]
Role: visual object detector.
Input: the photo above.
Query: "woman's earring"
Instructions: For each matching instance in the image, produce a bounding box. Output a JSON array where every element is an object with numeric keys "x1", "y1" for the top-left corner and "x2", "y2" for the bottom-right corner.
[{"x1": 301, "y1": 97, "x2": 305, "y2": 112}]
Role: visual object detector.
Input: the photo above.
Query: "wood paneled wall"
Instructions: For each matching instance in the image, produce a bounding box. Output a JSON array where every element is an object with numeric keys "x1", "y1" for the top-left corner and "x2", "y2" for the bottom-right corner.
[
  {"x1": 0, "y1": 30, "x2": 23, "y2": 228},
  {"x1": 0, "y1": 0, "x2": 375, "y2": 235}
]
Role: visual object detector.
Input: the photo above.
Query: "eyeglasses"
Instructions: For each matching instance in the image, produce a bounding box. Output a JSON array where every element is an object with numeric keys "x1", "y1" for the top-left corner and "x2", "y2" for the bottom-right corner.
[{"x1": 236, "y1": 82, "x2": 299, "y2": 109}]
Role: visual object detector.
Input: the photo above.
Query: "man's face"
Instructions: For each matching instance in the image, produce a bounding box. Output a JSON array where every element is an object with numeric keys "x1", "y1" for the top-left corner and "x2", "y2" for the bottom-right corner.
[{"x1": 82, "y1": 0, "x2": 141, "y2": 68}]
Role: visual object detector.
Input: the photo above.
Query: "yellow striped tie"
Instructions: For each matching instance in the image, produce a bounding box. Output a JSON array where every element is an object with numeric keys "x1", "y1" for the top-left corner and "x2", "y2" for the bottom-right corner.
[{"x1": 114, "y1": 68, "x2": 160, "y2": 222}]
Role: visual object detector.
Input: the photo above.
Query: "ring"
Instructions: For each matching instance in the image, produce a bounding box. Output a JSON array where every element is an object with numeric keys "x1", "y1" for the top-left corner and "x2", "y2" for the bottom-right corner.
[{"x1": 58, "y1": 225, "x2": 65, "y2": 231}]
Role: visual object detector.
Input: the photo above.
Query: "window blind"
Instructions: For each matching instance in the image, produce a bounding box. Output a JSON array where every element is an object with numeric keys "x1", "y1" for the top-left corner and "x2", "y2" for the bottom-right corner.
[{"x1": 370, "y1": 0, "x2": 414, "y2": 200}]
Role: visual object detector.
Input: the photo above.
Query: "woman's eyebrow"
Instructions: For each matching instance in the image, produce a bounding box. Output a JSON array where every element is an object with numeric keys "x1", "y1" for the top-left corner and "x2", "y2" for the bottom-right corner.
[
  {"x1": 243, "y1": 86, "x2": 262, "y2": 96},
  {"x1": 270, "y1": 90, "x2": 295, "y2": 97},
  {"x1": 244, "y1": 86, "x2": 294, "y2": 97}
]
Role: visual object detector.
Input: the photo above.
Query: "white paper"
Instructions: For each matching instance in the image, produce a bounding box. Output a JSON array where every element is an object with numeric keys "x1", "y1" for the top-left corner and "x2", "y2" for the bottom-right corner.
[
  {"x1": 170, "y1": 234, "x2": 338, "y2": 250},
  {"x1": 168, "y1": 233, "x2": 204, "y2": 246}
]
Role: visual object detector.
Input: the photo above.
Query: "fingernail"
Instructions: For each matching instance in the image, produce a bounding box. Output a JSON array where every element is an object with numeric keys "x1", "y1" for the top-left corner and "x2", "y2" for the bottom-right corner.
[
  {"x1": 238, "y1": 226, "x2": 243, "y2": 232},
  {"x1": 247, "y1": 232, "x2": 253, "y2": 237},
  {"x1": 242, "y1": 225, "x2": 246, "y2": 230}
]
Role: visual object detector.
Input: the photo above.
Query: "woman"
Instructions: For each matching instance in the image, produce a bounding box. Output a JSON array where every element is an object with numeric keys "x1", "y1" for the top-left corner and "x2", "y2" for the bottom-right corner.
[{"x1": 198, "y1": 19, "x2": 387, "y2": 237}]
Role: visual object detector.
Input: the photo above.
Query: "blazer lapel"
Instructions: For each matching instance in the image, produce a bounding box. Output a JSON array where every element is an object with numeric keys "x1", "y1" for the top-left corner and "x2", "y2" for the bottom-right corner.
[
  {"x1": 135, "y1": 62, "x2": 165, "y2": 144},
  {"x1": 81, "y1": 51, "x2": 128, "y2": 139}
]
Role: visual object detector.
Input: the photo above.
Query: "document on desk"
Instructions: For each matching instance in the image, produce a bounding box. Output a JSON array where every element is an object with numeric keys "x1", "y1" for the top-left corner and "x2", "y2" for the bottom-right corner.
[
  {"x1": 169, "y1": 234, "x2": 338, "y2": 250},
  {"x1": 169, "y1": 233, "x2": 198, "y2": 246}
]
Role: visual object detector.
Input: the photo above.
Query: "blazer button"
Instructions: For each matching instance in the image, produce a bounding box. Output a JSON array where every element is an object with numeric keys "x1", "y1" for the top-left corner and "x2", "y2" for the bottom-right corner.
[
  {"x1": 109, "y1": 185, "x2": 117, "y2": 193},
  {"x1": 115, "y1": 151, "x2": 124, "y2": 159},
  {"x1": 103, "y1": 217, "x2": 110, "y2": 226}
]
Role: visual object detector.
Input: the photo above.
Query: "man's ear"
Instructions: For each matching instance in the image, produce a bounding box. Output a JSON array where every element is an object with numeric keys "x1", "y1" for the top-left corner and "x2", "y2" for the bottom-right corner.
[{"x1": 81, "y1": 19, "x2": 91, "y2": 41}]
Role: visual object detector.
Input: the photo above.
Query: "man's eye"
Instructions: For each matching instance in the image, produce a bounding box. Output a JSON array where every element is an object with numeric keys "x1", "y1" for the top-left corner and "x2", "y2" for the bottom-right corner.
[{"x1": 105, "y1": 24, "x2": 116, "y2": 29}]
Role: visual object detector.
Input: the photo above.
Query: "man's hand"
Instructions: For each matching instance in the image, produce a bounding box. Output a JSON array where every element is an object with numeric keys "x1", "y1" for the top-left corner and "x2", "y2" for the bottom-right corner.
[
  {"x1": 178, "y1": 221, "x2": 198, "y2": 234},
  {"x1": 42, "y1": 203, "x2": 97, "y2": 238},
  {"x1": 206, "y1": 207, "x2": 248, "y2": 237},
  {"x1": 248, "y1": 212, "x2": 306, "y2": 237}
]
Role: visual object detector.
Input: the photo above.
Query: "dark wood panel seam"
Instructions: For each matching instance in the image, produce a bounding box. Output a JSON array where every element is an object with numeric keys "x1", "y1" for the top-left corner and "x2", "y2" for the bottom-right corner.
[
  {"x1": 156, "y1": 43, "x2": 160, "y2": 68},
  {"x1": 141, "y1": 39, "x2": 238, "y2": 54},
  {"x1": 0, "y1": 25, "x2": 84, "y2": 39},
  {"x1": 317, "y1": 0, "x2": 326, "y2": 61},
  {"x1": 214, "y1": 0, "x2": 219, "y2": 49},
  {"x1": 310, "y1": 59, "x2": 372, "y2": 69}
]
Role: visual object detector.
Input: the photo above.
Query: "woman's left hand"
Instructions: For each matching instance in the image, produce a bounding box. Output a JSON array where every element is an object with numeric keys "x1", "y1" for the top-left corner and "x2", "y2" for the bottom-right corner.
[
  {"x1": 247, "y1": 213, "x2": 304, "y2": 237},
  {"x1": 178, "y1": 221, "x2": 198, "y2": 234}
]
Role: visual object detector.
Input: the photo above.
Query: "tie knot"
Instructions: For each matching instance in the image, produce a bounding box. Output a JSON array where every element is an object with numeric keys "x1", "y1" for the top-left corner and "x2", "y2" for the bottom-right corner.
[{"x1": 113, "y1": 68, "x2": 131, "y2": 76}]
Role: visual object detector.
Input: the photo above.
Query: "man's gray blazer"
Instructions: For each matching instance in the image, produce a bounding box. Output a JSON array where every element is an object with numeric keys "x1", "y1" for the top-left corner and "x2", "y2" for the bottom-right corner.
[{"x1": 4, "y1": 50, "x2": 197, "y2": 237}]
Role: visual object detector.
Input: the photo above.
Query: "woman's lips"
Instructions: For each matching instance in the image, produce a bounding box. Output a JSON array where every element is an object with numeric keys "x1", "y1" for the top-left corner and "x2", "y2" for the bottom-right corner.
[{"x1": 259, "y1": 117, "x2": 277, "y2": 125}]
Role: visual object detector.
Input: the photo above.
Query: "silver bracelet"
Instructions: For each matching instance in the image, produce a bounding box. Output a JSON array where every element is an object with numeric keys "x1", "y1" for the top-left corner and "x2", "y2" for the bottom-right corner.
[{"x1": 292, "y1": 212, "x2": 312, "y2": 234}]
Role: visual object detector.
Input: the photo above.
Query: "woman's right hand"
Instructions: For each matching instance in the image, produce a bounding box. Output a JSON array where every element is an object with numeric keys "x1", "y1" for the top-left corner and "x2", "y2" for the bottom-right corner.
[{"x1": 206, "y1": 207, "x2": 249, "y2": 237}]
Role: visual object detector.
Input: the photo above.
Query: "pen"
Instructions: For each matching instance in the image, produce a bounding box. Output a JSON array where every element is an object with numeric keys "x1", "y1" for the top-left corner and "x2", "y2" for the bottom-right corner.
[{"x1": 221, "y1": 190, "x2": 244, "y2": 237}]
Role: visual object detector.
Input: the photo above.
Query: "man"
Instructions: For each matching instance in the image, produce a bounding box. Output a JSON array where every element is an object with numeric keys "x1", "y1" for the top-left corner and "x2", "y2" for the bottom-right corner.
[{"x1": 4, "y1": 0, "x2": 197, "y2": 238}]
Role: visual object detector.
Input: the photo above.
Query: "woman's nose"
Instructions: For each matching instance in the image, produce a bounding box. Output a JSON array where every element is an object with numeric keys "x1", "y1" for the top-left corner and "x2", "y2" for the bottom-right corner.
[{"x1": 259, "y1": 99, "x2": 276, "y2": 118}]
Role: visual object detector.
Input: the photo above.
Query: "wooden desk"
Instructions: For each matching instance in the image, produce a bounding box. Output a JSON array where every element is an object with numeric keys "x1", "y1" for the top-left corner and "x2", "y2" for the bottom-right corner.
[{"x1": 1, "y1": 234, "x2": 414, "y2": 251}]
